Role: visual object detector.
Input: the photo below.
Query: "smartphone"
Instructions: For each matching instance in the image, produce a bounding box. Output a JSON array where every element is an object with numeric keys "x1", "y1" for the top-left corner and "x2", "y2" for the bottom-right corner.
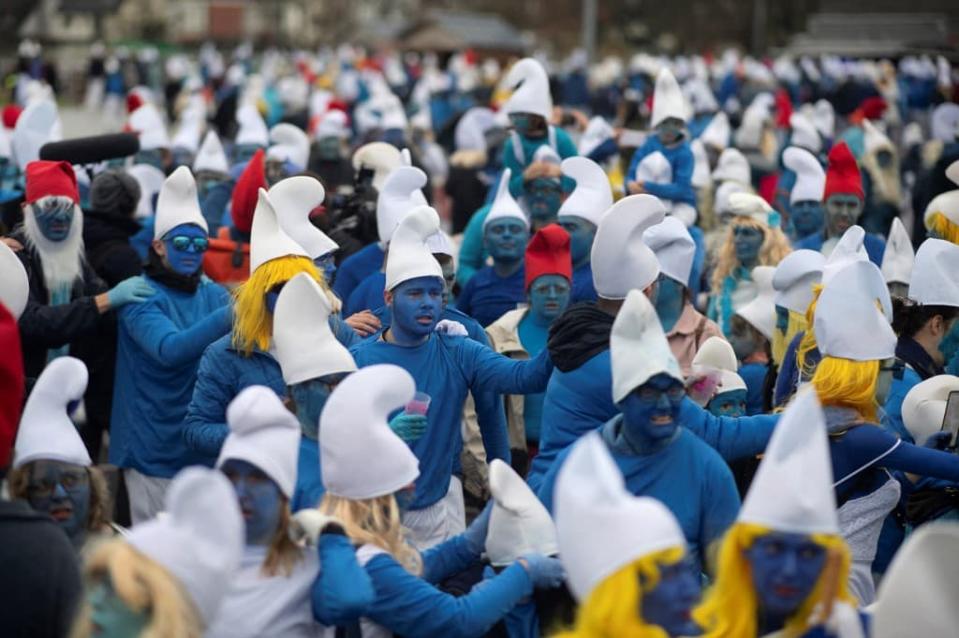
[{"x1": 940, "y1": 391, "x2": 959, "y2": 450}]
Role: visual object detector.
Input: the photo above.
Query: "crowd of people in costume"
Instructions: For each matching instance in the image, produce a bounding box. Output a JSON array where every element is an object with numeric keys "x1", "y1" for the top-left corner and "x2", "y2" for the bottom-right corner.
[{"x1": 2, "y1": 40, "x2": 959, "y2": 637}]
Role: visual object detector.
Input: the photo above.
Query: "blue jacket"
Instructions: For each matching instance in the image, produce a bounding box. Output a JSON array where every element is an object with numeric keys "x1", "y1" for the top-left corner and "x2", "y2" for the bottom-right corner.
[
  {"x1": 456, "y1": 265, "x2": 526, "y2": 328},
  {"x1": 110, "y1": 278, "x2": 231, "y2": 477},
  {"x1": 569, "y1": 262, "x2": 597, "y2": 304},
  {"x1": 795, "y1": 231, "x2": 886, "y2": 267},
  {"x1": 625, "y1": 136, "x2": 697, "y2": 206},
  {"x1": 345, "y1": 271, "x2": 386, "y2": 316},
  {"x1": 333, "y1": 242, "x2": 384, "y2": 304}
]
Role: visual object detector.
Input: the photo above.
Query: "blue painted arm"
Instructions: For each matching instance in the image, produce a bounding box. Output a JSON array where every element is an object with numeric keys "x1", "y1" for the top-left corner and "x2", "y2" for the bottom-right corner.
[
  {"x1": 420, "y1": 534, "x2": 480, "y2": 585},
  {"x1": 846, "y1": 426, "x2": 959, "y2": 483},
  {"x1": 330, "y1": 314, "x2": 359, "y2": 348},
  {"x1": 311, "y1": 533, "x2": 375, "y2": 626},
  {"x1": 462, "y1": 340, "x2": 554, "y2": 396},
  {"x1": 474, "y1": 385, "x2": 511, "y2": 465},
  {"x1": 123, "y1": 304, "x2": 231, "y2": 368},
  {"x1": 680, "y1": 398, "x2": 777, "y2": 461}
]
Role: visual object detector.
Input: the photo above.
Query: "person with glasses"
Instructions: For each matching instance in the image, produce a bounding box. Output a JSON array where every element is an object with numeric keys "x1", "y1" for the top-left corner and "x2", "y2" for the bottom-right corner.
[{"x1": 110, "y1": 166, "x2": 233, "y2": 523}]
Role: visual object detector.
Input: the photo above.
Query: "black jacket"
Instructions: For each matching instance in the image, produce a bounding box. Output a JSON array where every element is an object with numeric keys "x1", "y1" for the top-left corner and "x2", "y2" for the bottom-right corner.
[
  {"x1": 0, "y1": 499, "x2": 82, "y2": 637},
  {"x1": 82, "y1": 209, "x2": 143, "y2": 288}
]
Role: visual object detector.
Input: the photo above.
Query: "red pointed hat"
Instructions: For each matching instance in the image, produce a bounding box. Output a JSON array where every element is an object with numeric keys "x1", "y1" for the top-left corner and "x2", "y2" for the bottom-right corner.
[
  {"x1": 25, "y1": 160, "x2": 80, "y2": 205},
  {"x1": 0, "y1": 304, "x2": 24, "y2": 469},
  {"x1": 231, "y1": 149, "x2": 267, "y2": 234},
  {"x1": 525, "y1": 224, "x2": 572, "y2": 290},
  {"x1": 2, "y1": 104, "x2": 23, "y2": 129},
  {"x1": 823, "y1": 141, "x2": 863, "y2": 201}
]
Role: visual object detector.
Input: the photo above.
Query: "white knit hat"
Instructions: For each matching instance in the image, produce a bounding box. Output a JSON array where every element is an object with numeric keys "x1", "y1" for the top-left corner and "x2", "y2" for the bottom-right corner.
[
  {"x1": 217, "y1": 385, "x2": 301, "y2": 497},
  {"x1": 274, "y1": 273, "x2": 357, "y2": 385},
  {"x1": 908, "y1": 238, "x2": 959, "y2": 308},
  {"x1": 699, "y1": 111, "x2": 730, "y2": 151},
  {"x1": 555, "y1": 432, "x2": 687, "y2": 602},
  {"x1": 267, "y1": 123, "x2": 310, "y2": 170},
  {"x1": 319, "y1": 364, "x2": 420, "y2": 500},
  {"x1": 193, "y1": 130, "x2": 230, "y2": 174},
  {"x1": 486, "y1": 459, "x2": 558, "y2": 567},
  {"x1": 126, "y1": 467, "x2": 243, "y2": 625},
  {"x1": 901, "y1": 375, "x2": 959, "y2": 446},
  {"x1": 558, "y1": 157, "x2": 613, "y2": 227},
  {"x1": 783, "y1": 146, "x2": 826, "y2": 204},
  {"x1": 153, "y1": 166, "x2": 208, "y2": 240},
  {"x1": 249, "y1": 188, "x2": 309, "y2": 272},
  {"x1": 128, "y1": 103, "x2": 169, "y2": 151},
  {"x1": 352, "y1": 142, "x2": 403, "y2": 192},
  {"x1": 13, "y1": 357, "x2": 92, "y2": 469},
  {"x1": 591, "y1": 194, "x2": 665, "y2": 300},
  {"x1": 772, "y1": 249, "x2": 825, "y2": 314},
  {"x1": 644, "y1": 216, "x2": 695, "y2": 286},
  {"x1": 880, "y1": 218, "x2": 914, "y2": 286},
  {"x1": 611, "y1": 289, "x2": 684, "y2": 403},
  {"x1": 384, "y1": 206, "x2": 445, "y2": 290},
  {"x1": 788, "y1": 112, "x2": 822, "y2": 154},
  {"x1": 376, "y1": 166, "x2": 429, "y2": 244},
  {"x1": 235, "y1": 104, "x2": 269, "y2": 147},
  {"x1": 814, "y1": 260, "x2": 896, "y2": 361},
  {"x1": 270, "y1": 176, "x2": 338, "y2": 260},
  {"x1": 650, "y1": 68, "x2": 689, "y2": 128},
  {"x1": 501, "y1": 58, "x2": 552, "y2": 121},
  {"x1": 711, "y1": 148, "x2": 751, "y2": 185},
  {"x1": 0, "y1": 241, "x2": 28, "y2": 319},
  {"x1": 735, "y1": 266, "x2": 777, "y2": 341}
]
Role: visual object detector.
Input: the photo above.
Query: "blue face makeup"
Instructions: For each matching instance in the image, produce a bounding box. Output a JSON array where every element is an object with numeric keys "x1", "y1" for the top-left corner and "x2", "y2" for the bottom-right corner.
[
  {"x1": 557, "y1": 215, "x2": 597, "y2": 267},
  {"x1": 528, "y1": 274, "x2": 571, "y2": 325},
  {"x1": 775, "y1": 306, "x2": 790, "y2": 333},
  {"x1": 654, "y1": 275, "x2": 686, "y2": 333},
  {"x1": 26, "y1": 460, "x2": 91, "y2": 546},
  {"x1": 388, "y1": 276, "x2": 445, "y2": 345},
  {"x1": 523, "y1": 179, "x2": 563, "y2": 226},
  {"x1": 221, "y1": 459, "x2": 283, "y2": 546},
  {"x1": 707, "y1": 389, "x2": 748, "y2": 417},
  {"x1": 745, "y1": 532, "x2": 827, "y2": 623},
  {"x1": 86, "y1": 578, "x2": 149, "y2": 638},
  {"x1": 162, "y1": 223, "x2": 209, "y2": 276},
  {"x1": 729, "y1": 316, "x2": 762, "y2": 361},
  {"x1": 824, "y1": 194, "x2": 863, "y2": 237},
  {"x1": 32, "y1": 198, "x2": 76, "y2": 242},
  {"x1": 656, "y1": 118, "x2": 685, "y2": 146},
  {"x1": 790, "y1": 200, "x2": 825, "y2": 239},
  {"x1": 641, "y1": 556, "x2": 702, "y2": 637},
  {"x1": 314, "y1": 253, "x2": 337, "y2": 285},
  {"x1": 509, "y1": 113, "x2": 544, "y2": 138},
  {"x1": 484, "y1": 220, "x2": 529, "y2": 263},
  {"x1": 733, "y1": 225, "x2": 765, "y2": 267},
  {"x1": 618, "y1": 373, "x2": 686, "y2": 452},
  {"x1": 290, "y1": 373, "x2": 347, "y2": 439}
]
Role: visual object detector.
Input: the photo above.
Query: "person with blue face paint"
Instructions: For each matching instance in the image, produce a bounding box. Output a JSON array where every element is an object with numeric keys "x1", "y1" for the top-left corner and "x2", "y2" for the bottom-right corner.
[
  {"x1": 457, "y1": 169, "x2": 531, "y2": 327},
  {"x1": 209, "y1": 386, "x2": 373, "y2": 638},
  {"x1": 727, "y1": 266, "x2": 778, "y2": 416},
  {"x1": 556, "y1": 157, "x2": 613, "y2": 304},
  {"x1": 783, "y1": 146, "x2": 827, "y2": 243},
  {"x1": 350, "y1": 206, "x2": 554, "y2": 549},
  {"x1": 538, "y1": 291, "x2": 741, "y2": 574},
  {"x1": 554, "y1": 434, "x2": 703, "y2": 638},
  {"x1": 110, "y1": 167, "x2": 234, "y2": 524},
  {"x1": 522, "y1": 174, "x2": 564, "y2": 230}
]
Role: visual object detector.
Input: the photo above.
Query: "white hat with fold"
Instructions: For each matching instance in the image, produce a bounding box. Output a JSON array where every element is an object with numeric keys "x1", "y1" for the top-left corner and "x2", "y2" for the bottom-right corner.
[
  {"x1": 486, "y1": 459, "x2": 558, "y2": 567},
  {"x1": 880, "y1": 218, "x2": 914, "y2": 286},
  {"x1": 783, "y1": 146, "x2": 825, "y2": 204},
  {"x1": 501, "y1": 58, "x2": 552, "y2": 121},
  {"x1": 558, "y1": 157, "x2": 613, "y2": 227},
  {"x1": 483, "y1": 168, "x2": 529, "y2": 230},
  {"x1": 270, "y1": 176, "x2": 338, "y2": 260},
  {"x1": 773, "y1": 249, "x2": 825, "y2": 314},
  {"x1": 591, "y1": 194, "x2": 665, "y2": 300},
  {"x1": 643, "y1": 216, "x2": 695, "y2": 286},
  {"x1": 610, "y1": 289, "x2": 684, "y2": 403},
  {"x1": 153, "y1": 166, "x2": 208, "y2": 240},
  {"x1": 193, "y1": 130, "x2": 230, "y2": 174},
  {"x1": 735, "y1": 266, "x2": 777, "y2": 341},
  {"x1": 249, "y1": 188, "x2": 309, "y2": 272},
  {"x1": 376, "y1": 165, "x2": 429, "y2": 244},
  {"x1": 814, "y1": 260, "x2": 896, "y2": 361},
  {"x1": 384, "y1": 206, "x2": 445, "y2": 290},
  {"x1": 908, "y1": 238, "x2": 959, "y2": 308},
  {"x1": 0, "y1": 241, "x2": 28, "y2": 320}
]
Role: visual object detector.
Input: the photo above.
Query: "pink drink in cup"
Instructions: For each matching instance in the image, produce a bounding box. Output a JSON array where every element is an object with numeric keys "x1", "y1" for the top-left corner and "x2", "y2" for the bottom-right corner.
[{"x1": 405, "y1": 391, "x2": 431, "y2": 416}]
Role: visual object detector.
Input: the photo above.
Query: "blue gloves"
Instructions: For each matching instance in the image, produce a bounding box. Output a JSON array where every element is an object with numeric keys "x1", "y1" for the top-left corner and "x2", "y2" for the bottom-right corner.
[
  {"x1": 520, "y1": 553, "x2": 565, "y2": 589},
  {"x1": 388, "y1": 413, "x2": 427, "y2": 443},
  {"x1": 108, "y1": 275, "x2": 155, "y2": 308},
  {"x1": 462, "y1": 502, "x2": 493, "y2": 555}
]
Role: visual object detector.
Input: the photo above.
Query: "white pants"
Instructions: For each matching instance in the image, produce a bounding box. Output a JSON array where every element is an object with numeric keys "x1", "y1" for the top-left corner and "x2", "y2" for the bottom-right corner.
[
  {"x1": 402, "y1": 476, "x2": 465, "y2": 551},
  {"x1": 125, "y1": 469, "x2": 172, "y2": 524}
]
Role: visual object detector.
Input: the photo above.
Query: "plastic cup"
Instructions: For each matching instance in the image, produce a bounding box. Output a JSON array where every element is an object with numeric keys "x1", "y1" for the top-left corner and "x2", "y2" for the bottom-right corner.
[{"x1": 405, "y1": 391, "x2": 431, "y2": 416}]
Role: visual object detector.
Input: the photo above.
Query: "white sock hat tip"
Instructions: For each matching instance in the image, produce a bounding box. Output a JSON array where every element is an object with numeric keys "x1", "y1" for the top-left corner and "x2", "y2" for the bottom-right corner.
[
  {"x1": 643, "y1": 215, "x2": 696, "y2": 286},
  {"x1": 692, "y1": 336, "x2": 738, "y2": 374},
  {"x1": 128, "y1": 103, "x2": 169, "y2": 151},
  {"x1": 501, "y1": 58, "x2": 552, "y2": 121},
  {"x1": 0, "y1": 240, "x2": 28, "y2": 319},
  {"x1": 901, "y1": 375, "x2": 959, "y2": 446},
  {"x1": 735, "y1": 265, "x2": 778, "y2": 341},
  {"x1": 772, "y1": 249, "x2": 825, "y2": 314},
  {"x1": 821, "y1": 225, "x2": 868, "y2": 285},
  {"x1": 249, "y1": 187, "x2": 309, "y2": 272},
  {"x1": 153, "y1": 165, "x2": 208, "y2": 240},
  {"x1": 788, "y1": 112, "x2": 822, "y2": 154},
  {"x1": 727, "y1": 192, "x2": 773, "y2": 226},
  {"x1": 908, "y1": 238, "x2": 959, "y2": 308},
  {"x1": 651, "y1": 67, "x2": 689, "y2": 128},
  {"x1": 269, "y1": 176, "x2": 338, "y2": 260},
  {"x1": 880, "y1": 218, "x2": 914, "y2": 286},
  {"x1": 711, "y1": 148, "x2": 751, "y2": 185},
  {"x1": 485, "y1": 459, "x2": 558, "y2": 567},
  {"x1": 738, "y1": 386, "x2": 839, "y2": 534},
  {"x1": 385, "y1": 205, "x2": 445, "y2": 290},
  {"x1": 267, "y1": 123, "x2": 310, "y2": 170},
  {"x1": 193, "y1": 130, "x2": 230, "y2": 174},
  {"x1": 611, "y1": 289, "x2": 684, "y2": 403},
  {"x1": 814, "y1": 259, "x2": 896, "y2": 361},
  {"x1": 483, "y1": 168, "x2": 529, "y2": 230},
  {"x1": 376, "y1": 165, "x2": 429, "y2": 244},
  {"x1": 783, "y1": 146, "x2": 826, "y2": 205},
  {"x1": 555, "y1": 432, "x2": 687, "y2": 602},
  {"x1": 13, "y1": 356, "x2": 91, "y2": 469},
  {"x1": 127, "y1": 163, "x2": 166, "y2": 220},
  {"x1": 319, "y1": 364, "x2": 420, "y2": 500},
  {"x1": 274, "y1": 273, "x2": 356, "y2": 385},
  {"x1": 235, "y1": 104, "x2": 269, "y2": 147},
  {"x1": 217, "y1": 385, "x2": 301, "y2": 498},
  {"x1": 699, "y1": 111, "x2": 731, "y2": 151},
  {"x1": 126, "y1": 467, "x2": 243, "y2": 625},
  {"x1": 591, "y1": 194, "x2": 665, "y2": 300},
  {"x1": 352, "y1": 142, "x2": 403, "y2": 192}
]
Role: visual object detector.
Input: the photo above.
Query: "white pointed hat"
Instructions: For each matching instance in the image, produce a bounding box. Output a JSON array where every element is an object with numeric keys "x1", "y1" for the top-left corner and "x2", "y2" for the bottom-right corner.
[
  {"x1": 352, "y1": 142, "x2": 403, "y2": 192},
  {"x1": 821, "y1": 225, "x2": 869, "y2": 285},
  {"x1": 735, "y1": 266, "x2": 777, "y2": 341},
  {"x1": 153, "y1": 166, "x2": 208, "y2": 240},
  {"x1": 126, "y1": 467, "x2": 243, "y2": 624},
  {"x1": 577, "y1": 116, "x2": 614, "y2": 157},
  {"x1": 193, "y1": 130, "x2": 230, "y2": 174},
  {"x1": 128, "y1": 103, "x2": 170, "y2": 151},
  {"x1": 249, "y1": 188, "x2": 309, "y2": 272},
  {"x1": 643, "y1": 215, "x2": 695, "y2": 286},
  {"x1": 812, "y1": 99, "x2": 835, "y2": 139},
  {"x1": 267, "y1": 123, "x2": 310, "y2": 170},
  {"x1": 12, "y1": 99, "x2": 59, "y2": 171},
  {"x1": 376, "y1": 166, "x2": 429, "y2": 244},
  {"x1": 714, "y1": 180, "x2": 748, "y2": 218},
  {"x1": 274, "y1": 273, "x2": 357, "y2": 385},
  {"x1": 611, "y1": 289, "x2": 684, "y2": 403},
  {"x1": 270, "y1": 176, "x2": 338, "y2": 260},
  {"x1": 692, "y1": 336, "x2": 738, "y2": 374},
  {"x1": 127, "y1": 163, "x2": 166, "y2": 220},
  {"x1": 217, "y1": 385, "x2": 301, "y2": 498},
  {"x1": 690, "y1": 139, "x2": 712, "y2": 189},
  {"x1": 711, "y1": 148, "x2": 751, "y2": 185},
  {"x1": 880, "y1": 218, "x2": 914, "y2": 286},
  {"x1": 788, "y1": 112, "x2": 822, "y2": 154},
  {"x1": 908, "y1": 238, "x2": 959, "y2": 308},
  {"x1": 783, "y1": 146, "x2": 826, "y2": 204},
  {"x1": 385, "y1": 206, "x2": 445, "y2": 290},
  {"x1": 873, "y1": 523, "x2": 959, "y2": 638},
  {"x1": 773, "y1": 249, "x2": 825, "y2": 314},
  {"x1": 814, "y1": 260, "x2": 896, "y2": 361},
  {"x1": 0, "y1": 241, "x2": 28, "y2": 320},
  {"x1": 699, "y1": 111, "x2": 730, "y2": 151},
  {"x1": 171, "y1": 110, "x2": 204, "y2": 154},
  {"x1": 235, "y1": 104, "x2": 269, "y2": 147},
  {"x1": 555, "y1": 432, "x2": 687, "y2": 602},
  {"x1": 633, "y1": 151, "x2": 673, "y2": 185},
  {"x1": 923, "y1": 187, "x2": 959, "y2": 230},
  {"x1": 863, "y1": 119, "x2": 894, "y2": 157},
  {"x1": 320, "y1": 364, "x2": 420, "y2": 500},
  {"x1": 501, "y1": 58, "x2": 552, "y2": 121},
  {"x1": 484, "y1": 168, "x2": 529, "y2": 230},
  {"x1": 901, "y1": 375, "x2": 959, "y2": 446},
  {"x1": 486, "y1": 459, "x2": 558, "y2": 567},
  {"x1": 651, "y1": 68, "x2": 689, "y2": 128},
  {"x1": 739, "y1": 387, "x2": 838, "y2": 533},
  {"x1": 591, "y1": 194, "x2": 665, "y2": 300},
  {"x1": 558, "y1": 157, "x2": 613, "y2": 227},
  {"x1": 13, "y1": 357, "x2": 91, "y2": 469}
]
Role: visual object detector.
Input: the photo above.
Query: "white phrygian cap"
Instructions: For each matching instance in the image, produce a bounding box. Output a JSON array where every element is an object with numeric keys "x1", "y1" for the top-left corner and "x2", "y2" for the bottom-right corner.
[
  {"x1": 127, "y1": 163, "x2": 166, "y2": 220},
  {"x1": 610, "y1": 289, "x2": 684, "y2": 403},
  {"x1": 591, "y1": 194, "x2": 665, "y2": 300},
  {"x1": 12, "y1": 99, "x2": 59, "y2": 171},
  {"x1": 690, "y1": 139, "x2": 712, "y2": 189},
  {"x1": 735, "y1": 266, "x2": 778, "y2": 341},
  {"x1": 922, "y1": 159, "x2": 959, "y2": 229},
  {"x1": 643, "y1": 215, "x2": 696, "y2": 286},
  {"x1": 901, "y1": 375, "x2": 959, "y2": 446},
  {"x1": 274, "y1": 273, "x2": 357, "y2": 385},
  {"x1": 235, "y1": 104, "x2": 269, "y2": 147},
  {"x1": 772, "y1": 249, "x2": 825, "y2": 314},
  {"x1": 270, "y1": 176, "x2": 338, "y2": 260},
  {"x1": 908, "y1": 238, "x2": 959, "y2": 308},
  {"x1": 555, "y1": 432, "x2": 687, "y2": 602},
  {"x1": 128, "y1": 103, "x2": 169, "y2": 151},
  {"x1": 783, "y1": 146, "x2": 826, "y2": 204},
  {"x1": 485, "y1": 459, "x2": 558, "y2": 567},
  {"x1": 376, "y1": 165, "x2": 429, "y2": 244},
  {"x1": 788, "y1": 112, "x2": 822, "y2": 154},
  {"x1": 352, "y1": 142, "x2": 403, "y2": 192},
  {"x1": 738, "y1": 386, "x2": 839, "y2": 534},
  {"x1": 650, "y1": 67, "x2": 689, "y2": 128},
  {"x1": 193, "y1": 130, "x2": 230, "y2": 174},
  {"x1": 501, "y1": 58, "x2": 553, "y2": 121},
  {"x1": 13, "y1": 356, "x2": 92, "y2": 469},
  {"x1": 557, "y1": 157, "x2": 613, "y2": 227},
  {"x1": 384, "y1": 206, "x2": 445, "y2": 290},
  {"x1": 0, "y1": 241, "x2": 28, "y2": 319},
  {"x1": 814, "y1": 260, "x2": 896, "y2": 361},
  {"x1": 880, "y1": 218, "x2": 914, "y2": 286},
  {"x1": 711, "y1": 148, "x2": 751, "y2": 185},
  {"x1": 699, "y1": 111, "x2": 731, "y2": 151},
  {"x1": 821, "y1": 225, "x2": 869, "y2": 286},
  {"x1": 153, "y1": 166, "x2": 208, "y2": 240},
  {"x1": 267, "y1": 123, "x2": 310, "y2": 170},
  {"x1": 483, "y1": 168, "x2": 529, "y2": 230},
  {"x1": 249, "y1": 188, "x2": 309, "y2": 272}
]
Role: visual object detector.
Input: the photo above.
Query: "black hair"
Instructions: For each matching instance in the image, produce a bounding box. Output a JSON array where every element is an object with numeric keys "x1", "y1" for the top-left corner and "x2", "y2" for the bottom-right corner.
[{"x1": 891, "y1": 296, "x2": 959, "y2": 338}]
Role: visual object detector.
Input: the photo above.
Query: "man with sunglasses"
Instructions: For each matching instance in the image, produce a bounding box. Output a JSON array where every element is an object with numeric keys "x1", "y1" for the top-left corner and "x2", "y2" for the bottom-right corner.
[{"x1": 110, "y1": 166, "x2": 233, "y2": 523}]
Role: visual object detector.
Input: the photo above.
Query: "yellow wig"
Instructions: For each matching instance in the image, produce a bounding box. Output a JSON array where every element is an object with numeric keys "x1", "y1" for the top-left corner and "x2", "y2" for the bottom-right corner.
[
  {"x1": 552, "y1": 547, "x2": 686, "y2": 638},
  {"x1": 693, "y1": 523, "x2": 855, "y2": 638},
  {"x1": 795, "y1": 285, "x2": 824, "y2": 380},
  {"x1": 710, "y1": 216, "x2": 792, "y2": 292},
  {"x1": 926, "y1": 212, "x2": 959, "y2": 246},
  {"x1": 812, "y1": 356, "x2": 880, "y2": 423},
  {"x1": 232, "y1": 256, "x2": 322, "y2": 355},
  {"x1": 72, "y1": 539, "x2": 203, "y2": 638},
  {"x1": 772, "y1": 310, "x2": 807, "y2": 368}
]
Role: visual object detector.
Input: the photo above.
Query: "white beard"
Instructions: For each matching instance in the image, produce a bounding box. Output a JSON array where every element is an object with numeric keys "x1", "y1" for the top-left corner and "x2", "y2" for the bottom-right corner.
[{"x1": 23, "y1": 202, "x2": 86, "y2": 294}]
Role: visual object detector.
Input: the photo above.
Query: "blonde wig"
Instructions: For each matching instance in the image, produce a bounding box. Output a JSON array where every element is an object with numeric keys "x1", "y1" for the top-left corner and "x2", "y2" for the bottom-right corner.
[
  {"x1": 710, "y1": 216, "x2": 792, "y2": 292},
  {"x1": 8, "y1": 463, "x2": 112, "y2": 534},
  {"x1": 319, "y1": 493, "x2": 422, "y2": 575},
  {"x1": 772, "y1": 310, "x2": 807, "y2": 368},
  {"x1": 796, "y1": 285, "x2": 824, "y2": 380},
  {"x1": 926, "y1": 212, "x2": 959, "y2": 246},
  {"x1": 812, "y1": 356, "x2": 881, "y2": 423}
]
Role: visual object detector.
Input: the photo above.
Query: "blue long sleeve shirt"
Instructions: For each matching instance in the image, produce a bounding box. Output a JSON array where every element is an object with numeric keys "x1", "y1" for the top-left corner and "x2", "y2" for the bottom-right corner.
[
  {"x1": 345, "y1": 271, "x2": 387, "y2": 316},
  {"x1": 625, "y1": 136, "x2": 697, "y2": 206},
  {"x1": 349, "y1": 333, "x2": 552, "y2": 509},
  {"x1": 501, "y1": 127, "x2": 578, "y2": 198},
  {"x1": 456, "y1": 265, "x2": 526, "y2": 328},
  {"x1": 569, "y1": 262, "x2": 597, "y2": 304},
  {"x1": 110, "y1": 278, "x2": 231, "y2": 477},
  {"x1": 333, "y1": 242, "x2": 384, "y2": 303}
]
